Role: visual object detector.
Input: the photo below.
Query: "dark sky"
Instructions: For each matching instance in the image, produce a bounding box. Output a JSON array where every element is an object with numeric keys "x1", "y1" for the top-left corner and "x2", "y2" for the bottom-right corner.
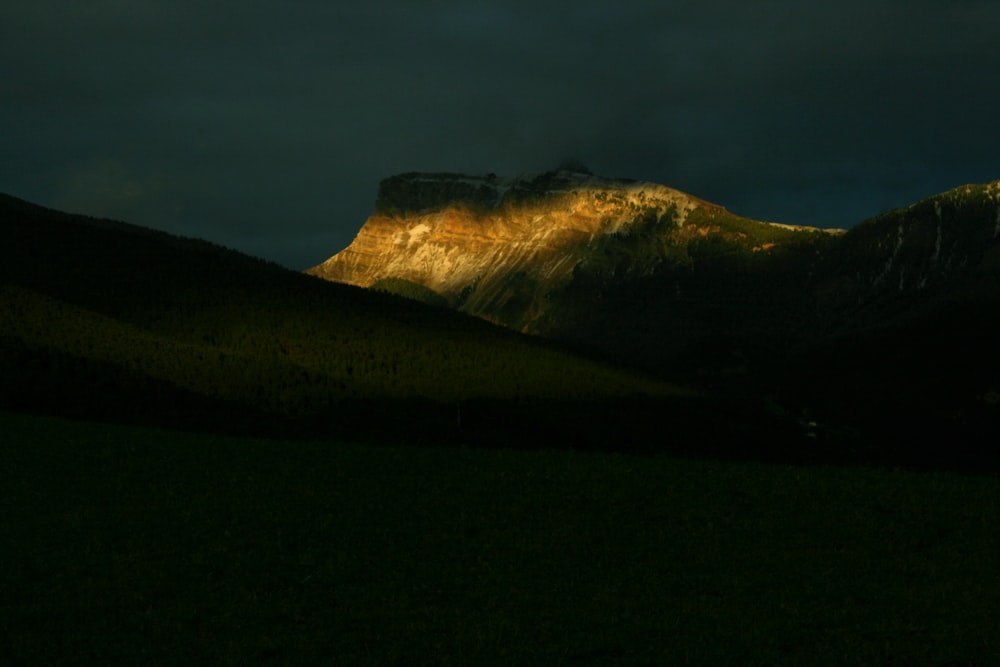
[{"x1": 3, "y1": 1, "x2": 999, "y2": 269}]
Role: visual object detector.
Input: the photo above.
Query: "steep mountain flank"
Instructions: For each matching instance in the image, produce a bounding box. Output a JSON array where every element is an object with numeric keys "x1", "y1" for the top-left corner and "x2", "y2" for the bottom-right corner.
[
  {"x1": 311, "y1": 174, "x2": 1000, "y2": 368},
  {"x1": 782, "y1": 180, "x2": 1000, "y2": 459},
  {"x1": 312, "y1": 175, "x2": 1000, "y2": 466},
  {"x1": 812, "y1": 179, "x2": 1000, "y2": 332},
  {"x1": 309, "y1": 171, "x2": 842, "y2": 370},
  {"x1": 308, "y1": 171, "x2": 839, "y2": 337}
]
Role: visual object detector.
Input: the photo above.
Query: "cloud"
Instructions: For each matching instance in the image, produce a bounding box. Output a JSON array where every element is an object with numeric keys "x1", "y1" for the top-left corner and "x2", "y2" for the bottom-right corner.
[
  {"x1": 2, "y1": 0, "x2": 999, "y2": 267},
  {"x1": 52, "y1": 156, "x2": 155, "y2": 219}
]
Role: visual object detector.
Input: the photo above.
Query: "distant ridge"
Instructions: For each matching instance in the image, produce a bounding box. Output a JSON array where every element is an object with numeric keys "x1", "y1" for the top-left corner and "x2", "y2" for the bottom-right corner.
[{"x1": 310, "y1": 173, "x2": 1000, "y2": 467}]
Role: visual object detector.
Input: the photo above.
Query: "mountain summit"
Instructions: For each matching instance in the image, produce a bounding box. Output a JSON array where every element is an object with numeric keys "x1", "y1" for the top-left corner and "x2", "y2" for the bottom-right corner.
[
  {"x1": 307, "y1": 170, "x2": 838, "y2": 333},
  {"x1": 309, "y1": 173, "x2": 1000, "y2": 463}
]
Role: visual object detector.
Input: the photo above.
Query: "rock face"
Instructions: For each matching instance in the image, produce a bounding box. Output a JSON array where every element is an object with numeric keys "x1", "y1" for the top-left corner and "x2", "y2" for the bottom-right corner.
[
  {"x1": 310, "y1": 174, "x2": 1000, "y2": 456},
  {"x1": 309, "y1": 171, "x2": 1000, "y2": 395},
  {"x1": 307, "y1": 170, "x2": 834, "y2": 333}
]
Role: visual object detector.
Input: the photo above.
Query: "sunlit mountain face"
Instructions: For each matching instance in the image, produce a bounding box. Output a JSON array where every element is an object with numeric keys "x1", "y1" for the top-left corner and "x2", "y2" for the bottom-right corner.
[
  {"x1": 312, "y1": 173, "x2": 1000, "y2": 467},
  {"x1": 2, "y1": 173, "x2": 998, "y2": 469},
  {"x1": 308, "y1": 170, "x2": 840, "y2": 337},
  {"x1": 310, "y1": 172, "x2": 1000, "y2": 365}
]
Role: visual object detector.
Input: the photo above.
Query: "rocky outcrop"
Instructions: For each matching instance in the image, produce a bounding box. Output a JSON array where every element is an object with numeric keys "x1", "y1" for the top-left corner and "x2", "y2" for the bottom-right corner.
[
  {"x1": 309, "y1": 172, "x2": 1000, "y2": 382},
  {"x1": 307, "y1": 170, "x2": 832, "y2": 331}
]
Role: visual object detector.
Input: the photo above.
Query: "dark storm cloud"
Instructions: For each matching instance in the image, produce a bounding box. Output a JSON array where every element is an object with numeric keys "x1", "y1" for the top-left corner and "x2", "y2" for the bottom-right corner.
[{"x1": 3, "y1": 0, "x2": 999, "y2": 268}]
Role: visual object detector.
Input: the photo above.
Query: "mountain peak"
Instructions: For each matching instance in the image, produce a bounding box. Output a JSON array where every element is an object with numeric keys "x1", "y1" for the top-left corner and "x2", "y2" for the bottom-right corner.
[
  {"x1": 372, "y1": 170, "x2": 728, "y2": 219},
  {"x1": 308, "y1": 171, "x2": 832, "y2": 332}
]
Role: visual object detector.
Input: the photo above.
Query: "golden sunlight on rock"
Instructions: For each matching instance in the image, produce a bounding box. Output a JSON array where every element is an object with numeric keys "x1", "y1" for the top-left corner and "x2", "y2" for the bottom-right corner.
[{"x1": 306, "y1": 171, "x2": 833, "y2": 333}]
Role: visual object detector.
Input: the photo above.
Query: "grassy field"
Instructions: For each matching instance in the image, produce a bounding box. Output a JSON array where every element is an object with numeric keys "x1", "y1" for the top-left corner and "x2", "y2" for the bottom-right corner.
[{"x1": 2, "y1": 410, "x2": 998, "y2": 666}]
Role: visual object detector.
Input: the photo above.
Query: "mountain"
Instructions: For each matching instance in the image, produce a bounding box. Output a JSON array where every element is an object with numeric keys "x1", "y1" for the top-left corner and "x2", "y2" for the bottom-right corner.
[
  {"x1": 308, "y1": 171, "x2": 845, "y2": 372},
  {"x1": 811, "y1": 179, "x2": 1000, "y2": 328},
  {"x1": 778, "y1": 180, "x2": 1000, "y2": 460},
  {"x1": 4, "y1": 178, "x2": 997, "y2": 469},
  {"x1": 308, "y1": 171, "x2": 839, "y2": 335},
  {"x1": 310, "y1": 173, "x2": 1000, "y2": 468}
]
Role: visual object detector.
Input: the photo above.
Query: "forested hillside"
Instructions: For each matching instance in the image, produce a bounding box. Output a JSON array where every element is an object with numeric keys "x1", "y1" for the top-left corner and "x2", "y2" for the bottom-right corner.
[{"x1": 0, "y1": 193, "x2": 685, "y2": 438}]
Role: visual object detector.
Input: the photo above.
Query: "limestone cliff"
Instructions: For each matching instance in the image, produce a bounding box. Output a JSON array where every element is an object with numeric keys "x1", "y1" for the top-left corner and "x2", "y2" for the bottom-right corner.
[{"x1": 307, "y1": 170, "x2": 833, "y2": 332}]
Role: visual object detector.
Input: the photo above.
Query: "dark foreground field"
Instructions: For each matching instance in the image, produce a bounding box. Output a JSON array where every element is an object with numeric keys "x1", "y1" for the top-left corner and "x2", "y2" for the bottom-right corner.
[{"x1": 2, "y1": 411, "x2": 998, "y2": 666}]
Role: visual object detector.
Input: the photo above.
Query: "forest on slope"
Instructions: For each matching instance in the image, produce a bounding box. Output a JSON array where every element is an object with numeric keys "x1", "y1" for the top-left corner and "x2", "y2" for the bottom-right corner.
[{"x1": 0, "y1": 193, "x2": 694, "y2": 444}]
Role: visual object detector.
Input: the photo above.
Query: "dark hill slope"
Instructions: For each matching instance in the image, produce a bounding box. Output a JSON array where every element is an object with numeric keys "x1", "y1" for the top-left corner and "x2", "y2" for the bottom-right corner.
[
  {"x1": 812, "y1": 180, "x2": 1000, "y2": 330},
  {"x1": 556, "y1": 180, "x2": 1000, "y2": 468},
  {"x1": 774, "y1": 182, "x2": 1000, "y2": 464},
  {"x1": 0, "y1": 193, "x2": 694, "y2": 443}
]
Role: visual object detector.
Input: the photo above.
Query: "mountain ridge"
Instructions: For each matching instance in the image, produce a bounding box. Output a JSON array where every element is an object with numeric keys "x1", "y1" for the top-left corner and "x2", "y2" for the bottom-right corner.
[
  {"x1": 309, "y1": 173, "x2": 1000, "y2": 466},
  {"x1": 309, "y1": 172, "x2": 1000, "y2": 347},
  {"x1": 3, "y1": 183, "x2": 998, "y2": 467},
  {"x1": 308, "y1": 170, "x2": 841, "y2": 332}
]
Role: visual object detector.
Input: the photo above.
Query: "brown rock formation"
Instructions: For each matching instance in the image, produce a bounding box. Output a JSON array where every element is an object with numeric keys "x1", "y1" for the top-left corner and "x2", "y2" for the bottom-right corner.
[{"x1": 307, "y1": 170, "x2": 792, "y2": 329}]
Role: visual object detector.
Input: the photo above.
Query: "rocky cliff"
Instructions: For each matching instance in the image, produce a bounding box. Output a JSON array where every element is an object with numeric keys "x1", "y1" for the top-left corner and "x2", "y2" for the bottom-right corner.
[
  {"x1": 313, "y1": 174, "x2": 1000, "y2": 456},
  {"x1": 307, "y1": 170, "x2": 836, "y2": 333},
  {"x1": 310, "y1": 172, "x2": 1000, "y2": 394}
]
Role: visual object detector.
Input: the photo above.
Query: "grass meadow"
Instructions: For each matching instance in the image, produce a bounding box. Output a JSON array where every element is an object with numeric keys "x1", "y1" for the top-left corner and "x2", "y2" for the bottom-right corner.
[{"x1": 2, "y1": 410, "x2": 998, "y2": 665}]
